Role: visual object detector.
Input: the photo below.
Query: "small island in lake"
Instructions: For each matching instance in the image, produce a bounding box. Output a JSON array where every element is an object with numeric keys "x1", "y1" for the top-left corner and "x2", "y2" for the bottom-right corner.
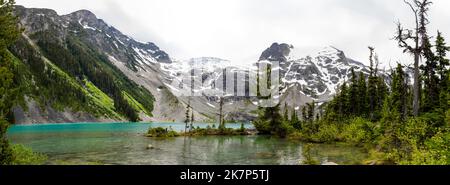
[{"x1": 146, "y1": 123, "x2": 257, "y2": 138}]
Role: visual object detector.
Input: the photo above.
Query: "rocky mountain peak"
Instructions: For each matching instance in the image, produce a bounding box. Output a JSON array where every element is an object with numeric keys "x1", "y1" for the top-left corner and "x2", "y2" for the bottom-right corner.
[
  {"x1": 68, "y1": 9, "x2": 98, "y2": 20},
  {"x1": 62, "y1": 9, "x2": 110, "y2": 32},
  {"x1": 14, "y1": 5, "x2": 58, "y2": 17},
  {"x1": 259, "y1": 42, "x2": 293, "y2": 62}
]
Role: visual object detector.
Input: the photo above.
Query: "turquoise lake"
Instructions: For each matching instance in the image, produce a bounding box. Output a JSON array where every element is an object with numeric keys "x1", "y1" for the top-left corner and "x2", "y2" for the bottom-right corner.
[{"x1": 7, "y1": 122, "x2": 368, "y2": 165}]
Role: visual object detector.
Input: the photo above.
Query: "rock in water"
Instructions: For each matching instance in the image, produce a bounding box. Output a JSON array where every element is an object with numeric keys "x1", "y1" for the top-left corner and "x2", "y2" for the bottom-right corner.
[{"x1": 146, "y1": 144, "x2": 154, "y2": 150}]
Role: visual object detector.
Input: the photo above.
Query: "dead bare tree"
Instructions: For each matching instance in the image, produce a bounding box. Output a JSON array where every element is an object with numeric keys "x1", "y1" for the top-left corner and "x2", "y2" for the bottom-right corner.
[
  {"x1": 218, "y1": 97, "x2": 225, "y2": 130},
  {"x1": 394, "y1": 0, "x2": 432, "y2": 116}
]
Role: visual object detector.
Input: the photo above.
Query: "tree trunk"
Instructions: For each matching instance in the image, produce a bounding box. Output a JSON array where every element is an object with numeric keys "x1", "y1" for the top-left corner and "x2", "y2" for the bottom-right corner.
[
  {"x1": 413, "y1": 52, "x2": 420, "y2": 116},
  {"x1": 219, "y1": 97, "x2": 224, "y2": 128}
]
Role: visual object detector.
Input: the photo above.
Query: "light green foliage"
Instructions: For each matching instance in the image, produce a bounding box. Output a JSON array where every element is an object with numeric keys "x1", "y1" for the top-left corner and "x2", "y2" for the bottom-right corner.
[
  {"x1": 85, "y1": 80, "x2": 114, "y2": 110},
  {"x1": 341, "y1": 117, "x2": 372, "y2": 144},
  {"x1": 311, "y1": 123, "x2": 340, "y2": 143},
  {"x1": 84, "y1": 80, "x2": 122, "y2": 119},
  {"x1": 122, "y1": 91, "x2": 149, "y2": 115},
  {"x1": 398, "y1": 131, "x2": 450, "y2": 165},
  {"x1": 377, "y1": 118, "x2": 440, "y2": 164},
  {"x1": 11, "y1": 144, "x2": 47, "y2": 165}
]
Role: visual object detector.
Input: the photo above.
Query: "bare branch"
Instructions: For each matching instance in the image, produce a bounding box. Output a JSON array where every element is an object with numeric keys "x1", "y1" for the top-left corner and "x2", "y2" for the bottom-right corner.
[
  {"x1": 404, "y1": 0, "x2": 418, "y2": 14},
  {"x1": 394, "y1": 22, "x2": 415, "y2": 53}
]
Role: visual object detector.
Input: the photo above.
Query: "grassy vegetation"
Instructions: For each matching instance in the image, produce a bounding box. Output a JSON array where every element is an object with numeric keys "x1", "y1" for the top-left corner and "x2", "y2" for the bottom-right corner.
[
  {"x1": 284, "y1": 115, "x2": 450, "y2": 165},
  {"x1": 123, "y1": 91, "x2": 150, "y2": 115},
  {"x1": 84, "y1": 79, "x2": 122, "y2": 119},
  {"x1": 11, "y1": 144, "x2": 47, "y2": 165}
]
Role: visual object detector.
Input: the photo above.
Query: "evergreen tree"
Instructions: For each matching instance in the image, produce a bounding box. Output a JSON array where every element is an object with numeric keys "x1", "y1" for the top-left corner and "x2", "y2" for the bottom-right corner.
[
  {"x1": 339, "y1": 82, "x2": 350, "y2": 115},
  {"x1": 307, "y1": 101, "x2": 316, "y2": 132},
  {"x1": 358, "y1": 72, "x2": 367, "y2": 116},
  {"x1": 0, "y1": 0, "x2": 21, "y2": 165},
  {"x1": 190, "y1": 110, "x2": 194, "y2": 132},
  {"x1": 349, "y1": 68, "x2": 359, "y2": 115},
  {"x1": 291, "y1": 108, "x2": 301, "y2": 130},
  {"x1": 376, "y1": 77, "x2": 388, "y2": 112},
  {"x1": 283, "y1": 102, "x2": 289, "y2": 121},
  {"x1": 435, "y1": 31, "x2": 450, "y2": 111},
  {"x1": 253, "y1": 104, "x2": 286, "y2": 137},
  {"x1": 184, "y1": 103, "x2": 190, "y2": 133},
  {"x1": 421, "y1": 36, "x2": 440, "y2": 112},
  {"x1": 307, "y1": 101, "x2": 315, "y2": 123},
  {"x1": 391, "y1": 64, "x2": 408, "y2": 121},
  {"x1": 301, "y1": 106, "x2": 307, "y2": 122},
  {"x1": 218, "y1": 97, "x2": 225, "y2": 131}
]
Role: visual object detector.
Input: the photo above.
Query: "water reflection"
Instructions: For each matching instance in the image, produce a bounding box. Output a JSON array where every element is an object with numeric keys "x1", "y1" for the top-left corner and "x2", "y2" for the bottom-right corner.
[{"x1": 8, "y1": 123, "x2": 368, "y2": 165}]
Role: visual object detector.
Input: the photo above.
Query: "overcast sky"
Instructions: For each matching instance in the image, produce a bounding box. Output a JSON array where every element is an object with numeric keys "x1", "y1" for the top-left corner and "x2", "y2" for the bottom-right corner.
[{"x1": 16, "y1": 0, "x2": 450, "y2": 67}]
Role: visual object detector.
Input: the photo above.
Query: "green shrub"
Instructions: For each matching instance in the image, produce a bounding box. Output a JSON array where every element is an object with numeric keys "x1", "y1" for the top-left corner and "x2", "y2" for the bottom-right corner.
[
  {"x1": 147, "y1": 127, "x2": 179, "y2": 137},
  {"x1": 424, "y1": 131, "x2": 450, "y2": 164},
  {"x1": 342, "y1": 117, "x2": 371, "y2": 144},
  {"x1": 377, "y1": 118, "x2": 439, "y2": 164},
  {"x1": 253, "y1": 120, "x2": 271, "y2": 135},
  {"x1": 239, "y1": 123, "x2": 245, "y2": 132},
  {"x1": 420, "y1": 112, "x2": 446, "y2": 130},
  {"x1": 398, "y1": 131, "x2": 450, "y2": 165},
  {"x1": 311, "y1": 124, "x2": 340, "y2": 143},
  {"x1": 11, "y1": 144, "x2": 47, "y2": 165}
]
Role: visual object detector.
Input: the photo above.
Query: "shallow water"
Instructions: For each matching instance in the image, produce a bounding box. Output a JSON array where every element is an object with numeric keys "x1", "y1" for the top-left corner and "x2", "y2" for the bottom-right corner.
[{"x1": 7, "y1": 122, "x2": 368, "y2": 165}]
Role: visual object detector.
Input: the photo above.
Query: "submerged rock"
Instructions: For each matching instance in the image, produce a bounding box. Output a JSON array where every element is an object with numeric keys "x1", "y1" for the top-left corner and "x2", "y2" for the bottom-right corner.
[{"x1": 146, "y1": 144, "x2": 154, "y2": 150}]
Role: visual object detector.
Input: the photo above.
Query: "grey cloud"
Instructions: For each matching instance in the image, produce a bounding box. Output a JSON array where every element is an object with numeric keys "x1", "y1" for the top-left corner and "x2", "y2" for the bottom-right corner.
[{"x1": 15, "y1": 0, "x2": 450, "y2": 66}]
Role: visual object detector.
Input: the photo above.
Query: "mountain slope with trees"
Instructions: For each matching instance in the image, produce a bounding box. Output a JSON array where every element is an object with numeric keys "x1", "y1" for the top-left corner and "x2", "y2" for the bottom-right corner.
[{"x1": 6, "y1": 5, "x2": 163, "y2": 123}]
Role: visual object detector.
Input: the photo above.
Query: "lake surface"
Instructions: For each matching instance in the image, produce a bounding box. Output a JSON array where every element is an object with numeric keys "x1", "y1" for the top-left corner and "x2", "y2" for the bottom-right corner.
[{"x1": 7, "y1": 122, "x2": 368, "y2": 165}]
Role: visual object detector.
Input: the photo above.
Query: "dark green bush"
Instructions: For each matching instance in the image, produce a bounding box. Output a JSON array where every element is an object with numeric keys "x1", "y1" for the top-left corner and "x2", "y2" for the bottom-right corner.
[{"x1": 147, "y1": 127, "x2": 179, "y2": 137}]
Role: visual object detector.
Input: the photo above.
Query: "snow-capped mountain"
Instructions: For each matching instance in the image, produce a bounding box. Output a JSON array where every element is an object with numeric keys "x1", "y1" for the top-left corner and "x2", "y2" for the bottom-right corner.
[
  {"x1": 268, "y1": 43, "x2": 378, "y2": 100},
  {"x1": 63, "y1": 9, "x2": 172, "y2": 67},
  {"x1": 157, "y1": 43, "x2": 388, "y2": 121}
]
